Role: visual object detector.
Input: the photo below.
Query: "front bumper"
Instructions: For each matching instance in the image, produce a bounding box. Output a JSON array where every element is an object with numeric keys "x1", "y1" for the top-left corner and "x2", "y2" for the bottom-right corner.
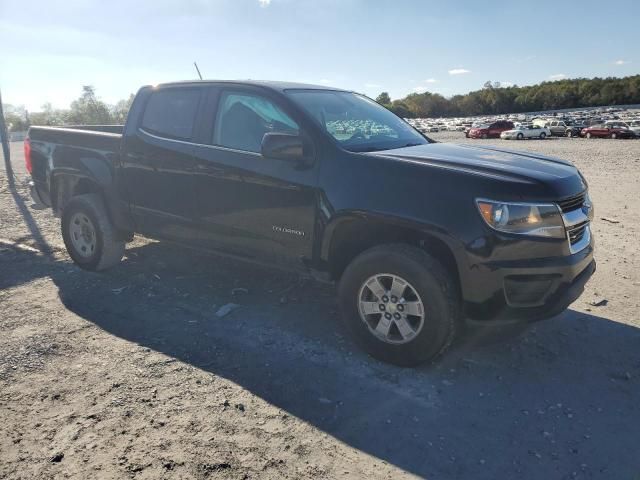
[{"x1": 463, "y1": 238, "x2": 595, "y2": 325}]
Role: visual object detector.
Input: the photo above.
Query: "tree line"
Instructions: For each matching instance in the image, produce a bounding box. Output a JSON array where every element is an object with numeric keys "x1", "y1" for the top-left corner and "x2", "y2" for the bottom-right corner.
[
  {"x1": 3, "y1": 75, "x2": 640, "y2": 130},
  {"x1": 2, "y1": 86, "x2": 134, "y2": 132},
  {"x1": 375, "y1": 75, "x2": 640, "y2": 118}
]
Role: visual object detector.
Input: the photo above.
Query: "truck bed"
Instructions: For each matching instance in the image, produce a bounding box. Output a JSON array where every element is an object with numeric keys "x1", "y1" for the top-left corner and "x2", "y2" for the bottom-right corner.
[
  {"x1": 27, "y1": 125, "x2": 125, "y2": 210},
  {"x1": 28, "y1": 125, "x2": 123, "y2": 152}
]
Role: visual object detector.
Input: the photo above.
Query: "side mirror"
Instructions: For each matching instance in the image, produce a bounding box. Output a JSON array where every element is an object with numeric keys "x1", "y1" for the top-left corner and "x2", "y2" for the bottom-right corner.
[{"x1": 261, "y1": 132, "x2": 305, "y2": 163}]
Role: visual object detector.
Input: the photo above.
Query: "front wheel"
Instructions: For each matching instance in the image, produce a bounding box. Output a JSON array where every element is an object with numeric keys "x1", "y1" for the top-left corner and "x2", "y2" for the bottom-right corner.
[
  {"x1": 586, "y1": 132, "x2": 592, "y2": 139},
  {"x1": 481, "y1": 134, "x2": 488, "y2": 139},
  {"x1": 516, "y1": 133, "x2": 524, "y2": 140},
  {"x1": 61, "y1": 194, "x2": 125, "y2": 271},
  {"x1": 611, "y1": 133, "x2": 617, "y2": 139},
  {"x1": 566, "y1": 130, "x2": 573, "y2": 138},
  {"x1": 338, "y1": 244, "x2": 460, "y2": 366},
  {"x1": 539, "y1": 132, "x2": 547, "y2": 139}
]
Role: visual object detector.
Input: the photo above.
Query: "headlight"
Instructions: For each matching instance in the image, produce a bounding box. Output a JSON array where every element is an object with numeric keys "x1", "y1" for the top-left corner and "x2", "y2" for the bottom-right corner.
[
  {"x1": 476, "y1": 199, "x2": 565, "y2": 238},
  {"x1": 584, "y1": 192, "x2": 594, "y2": 220}
]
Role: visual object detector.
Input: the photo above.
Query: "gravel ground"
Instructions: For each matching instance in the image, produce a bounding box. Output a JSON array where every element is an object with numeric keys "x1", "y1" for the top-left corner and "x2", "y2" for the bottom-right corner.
[{"x1": 1, "y1": 134, "x2": 639, "y2": 479}]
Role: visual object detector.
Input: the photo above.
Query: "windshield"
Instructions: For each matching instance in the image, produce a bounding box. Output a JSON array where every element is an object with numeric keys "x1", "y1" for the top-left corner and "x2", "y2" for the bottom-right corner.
[{"x1": 285, "y1": 90, "x2": 428, "y2": 152}]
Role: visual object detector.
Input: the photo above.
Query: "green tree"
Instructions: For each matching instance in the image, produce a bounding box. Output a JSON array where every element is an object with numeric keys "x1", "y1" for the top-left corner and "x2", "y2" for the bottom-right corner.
[
  {"x1": 375, "y1": 92, "x2": 391, "y2": 105},
  {"x1": 389, "y1": 100, "x2": 411, "y2": 118},
  {"x1": 67, "y1": 86, "x2": 112, "y2": 125},
  {"x1": 30, "y1": 103, "x2": 67, "y2": 126},
  {"x1": 111, "y1": 93, "x2": 135, "y2": 124}
]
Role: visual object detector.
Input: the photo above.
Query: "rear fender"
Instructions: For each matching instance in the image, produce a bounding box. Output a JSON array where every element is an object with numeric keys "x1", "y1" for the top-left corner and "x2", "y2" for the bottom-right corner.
[{"x1": 50, "y1": 154, "x2": 134, "y2": 232}]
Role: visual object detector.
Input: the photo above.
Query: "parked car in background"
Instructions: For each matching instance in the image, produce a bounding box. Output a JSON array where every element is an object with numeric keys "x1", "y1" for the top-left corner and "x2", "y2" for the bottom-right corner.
[
  {"x1": 464, "y1": 122, "x2": 483, "y2": 137},
  {"x1": 604, "y1": 120, "x2": 640, "y2": 137},
  {"x1": 500, "y1": 124, "x2": 551, "y2": 140},
  {"x1": 532, "y1": 117, "x2": 552, "y2": 128},
  {"x1": 628, "y1": 120, "x2": 640, "y2": 137},
  {"x1": 547, "y1": 120, "x2": 585, "y2": 137},
  {"x1": 581, "y1": 124, "x2": 636, "y2": 139},
  {"x1": 467, "y1": 120, "x2": 514, "y2": 139}
]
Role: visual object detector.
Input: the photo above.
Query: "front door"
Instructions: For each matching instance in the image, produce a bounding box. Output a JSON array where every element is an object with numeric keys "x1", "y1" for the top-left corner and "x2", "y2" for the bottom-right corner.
[{"x1": 190, "y1": 87, "x2": 318, "y2": 269}]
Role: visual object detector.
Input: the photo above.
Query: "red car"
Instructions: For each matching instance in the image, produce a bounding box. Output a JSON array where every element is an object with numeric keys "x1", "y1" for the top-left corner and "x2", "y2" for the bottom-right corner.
[
  {"x1": 581, "y1": 124, "x2": 636, "y2": 139},
  {"x1": 468, "y1": 120, "x2": 515, "y2": 139}
]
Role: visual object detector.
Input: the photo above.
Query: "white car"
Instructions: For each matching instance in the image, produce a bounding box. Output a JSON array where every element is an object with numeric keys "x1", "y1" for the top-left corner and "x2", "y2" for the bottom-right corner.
[
  {"x1": 629, "y1": 120, "x2": 640, "y2": 136},
  {"x1": 500, "y1": 125, "x2": 551, "y2": 140}
]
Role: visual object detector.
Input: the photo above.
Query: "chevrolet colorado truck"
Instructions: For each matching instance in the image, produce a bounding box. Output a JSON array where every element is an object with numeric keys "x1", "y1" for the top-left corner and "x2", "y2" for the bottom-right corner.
[{"x1": 25, "y1": 80, "x2": 595, "y2": 366}]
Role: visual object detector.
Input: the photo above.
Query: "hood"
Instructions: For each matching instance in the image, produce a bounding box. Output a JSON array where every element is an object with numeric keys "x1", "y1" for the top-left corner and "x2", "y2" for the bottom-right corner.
[{"x1": 371, "y1": 142, "x2": 586, "y2": 196}]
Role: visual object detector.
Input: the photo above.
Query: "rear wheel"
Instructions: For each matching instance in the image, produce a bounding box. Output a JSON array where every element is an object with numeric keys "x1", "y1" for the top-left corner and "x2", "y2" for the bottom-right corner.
[
  {"x1": 338, "y1": 244, "x2": 460, "y2": 367},
  {"x1": 61, "y1": 194, "x2": 125, "y2": 271},
  {"x1": 481, "y1": 134, "x2": 488, "y2": 139},
  {"x1": 611, "y1": 132, "x2": 617, "y2": 139},
  {"x1": 586, "y1": 132, "x2": 592, "y2": 139},
  {"x1": 566, "y1": 130, "x2": 573, "y2": 138}
]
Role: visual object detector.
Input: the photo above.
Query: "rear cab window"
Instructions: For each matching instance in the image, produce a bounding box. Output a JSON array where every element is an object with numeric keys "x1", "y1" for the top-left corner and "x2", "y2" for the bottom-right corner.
[{"x1": 141, "y1": 88, "x2": 201, "y2": 140}]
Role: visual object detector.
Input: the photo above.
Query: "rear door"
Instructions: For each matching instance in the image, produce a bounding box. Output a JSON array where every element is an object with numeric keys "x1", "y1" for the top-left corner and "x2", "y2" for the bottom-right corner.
[
  {"x1": 121, "y1": 86, "x2": 204, "y2": 241},
  {"x1": 190, "y1": 86, "x2": 319, "y2": 269}
]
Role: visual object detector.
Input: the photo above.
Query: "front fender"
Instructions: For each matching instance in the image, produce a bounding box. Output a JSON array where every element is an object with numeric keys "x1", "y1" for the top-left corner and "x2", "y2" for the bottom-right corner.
[{"x1": 319, "y1": 209, "x2": 468, "y2": 272}]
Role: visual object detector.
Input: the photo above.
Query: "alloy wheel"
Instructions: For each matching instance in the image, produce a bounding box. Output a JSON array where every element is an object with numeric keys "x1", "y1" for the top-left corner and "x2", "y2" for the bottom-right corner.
[{"x1": 358, "y1": 273, "x2": 425, "y2": 344}]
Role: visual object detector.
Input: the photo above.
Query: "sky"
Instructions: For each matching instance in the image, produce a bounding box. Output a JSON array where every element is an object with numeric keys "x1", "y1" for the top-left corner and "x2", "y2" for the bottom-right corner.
[{"x1": 1, "y1": 0, "x2": 638, "y2": 111}]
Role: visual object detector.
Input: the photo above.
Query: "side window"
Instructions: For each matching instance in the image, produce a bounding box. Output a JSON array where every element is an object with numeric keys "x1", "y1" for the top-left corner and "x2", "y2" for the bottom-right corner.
[
  {"x1": 213, "y1": 92, "x2": 299, "y2": 153},
  {"x1": 141, "y1": 88, "x2": 201, "y2": 140}
]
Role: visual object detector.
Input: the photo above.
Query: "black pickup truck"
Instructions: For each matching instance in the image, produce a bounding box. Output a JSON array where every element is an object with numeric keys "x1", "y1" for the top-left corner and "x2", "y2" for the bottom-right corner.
[{"x1": 25, "y1": 80, "x2": 595, "y2": 366}]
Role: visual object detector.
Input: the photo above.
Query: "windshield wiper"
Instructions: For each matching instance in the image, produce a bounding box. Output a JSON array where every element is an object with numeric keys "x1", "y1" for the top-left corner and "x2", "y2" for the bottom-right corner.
[
  {"x1": 351, "y1": 142, "x2": 426, "y2": 153},
  {"x1": 352, "y1": 146, "x2": 388, "y2": 152}
]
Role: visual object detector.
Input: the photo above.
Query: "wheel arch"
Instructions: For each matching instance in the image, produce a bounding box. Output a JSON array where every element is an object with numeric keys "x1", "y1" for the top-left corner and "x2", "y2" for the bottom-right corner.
[
  {"x1": 321, "y1": 213, "x2": 463, "y2": 293},
  {"x1": 51, "y1": 172, "x2": 134, "y2": 239},
  {"x1": 51, "y1": 173, "x2": 105, "y2": 216}
]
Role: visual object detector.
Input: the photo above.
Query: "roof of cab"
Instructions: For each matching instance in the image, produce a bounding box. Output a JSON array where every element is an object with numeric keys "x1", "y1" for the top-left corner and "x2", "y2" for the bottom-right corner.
[{"x1": 151, "y1": 79, "x2": 350, "y2": 93}]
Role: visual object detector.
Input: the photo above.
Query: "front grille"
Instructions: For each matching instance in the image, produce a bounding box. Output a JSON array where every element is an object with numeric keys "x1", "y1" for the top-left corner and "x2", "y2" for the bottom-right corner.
[
  {"x1": 557, "y1": 192, "x2": 586, "y2": 213},
  {"x1": 568, "y1": 222, "x2": 588, "y2": 245}
]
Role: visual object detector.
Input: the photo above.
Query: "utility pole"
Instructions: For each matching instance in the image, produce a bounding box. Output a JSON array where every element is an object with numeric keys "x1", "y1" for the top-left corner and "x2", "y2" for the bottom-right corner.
[{"x1": 0, "y1": 89, "x2": 10, "y2": 164}]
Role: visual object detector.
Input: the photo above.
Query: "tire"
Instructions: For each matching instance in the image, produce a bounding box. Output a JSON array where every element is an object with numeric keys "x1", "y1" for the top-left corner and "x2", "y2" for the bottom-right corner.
[
  {"x1": 539, "y1": 132, "x2": 546, "y2": 139},
  {"x1": 611, "y1": 133, "x2": 617, "y2": 139},
  {"x1": 586, "y1": 132, "x2": 592, "y2": 139},
  {"x1": 61, "y1": 194, "x2": 125, "y2": 271},
  {"x1": 516, "y1": 133, "x2": 524, "y2": 140},
  {"x1": 566, "y1": 130, "x2": 573, "y2": 138},
  {"x1": 481, "y1": 134, "x2": 488, "y2": 139},
  {"x1": 338, "y1": 244, "x2": 460, "y2": 367}
]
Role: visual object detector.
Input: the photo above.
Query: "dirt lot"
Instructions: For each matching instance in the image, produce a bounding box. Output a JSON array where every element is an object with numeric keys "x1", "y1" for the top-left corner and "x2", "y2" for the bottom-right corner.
[{"x1": 1, "y1": 134, "x2": 639, "y2": 480}]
